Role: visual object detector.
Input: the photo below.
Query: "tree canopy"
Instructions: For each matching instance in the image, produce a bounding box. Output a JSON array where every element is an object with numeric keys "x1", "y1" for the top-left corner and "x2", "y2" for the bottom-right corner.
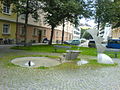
[
  {"x1": 94, "y1": 0, "x2": 120, "y2": 28},
  {"x1": 42, "y1": 0, "x2": 91, "y2": 44}
]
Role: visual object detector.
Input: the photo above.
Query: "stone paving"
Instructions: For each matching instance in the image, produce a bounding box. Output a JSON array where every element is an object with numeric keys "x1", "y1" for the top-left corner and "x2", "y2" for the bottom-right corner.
[{"x1": 1, "y1": 45, "x2": 120, "y2": 90}]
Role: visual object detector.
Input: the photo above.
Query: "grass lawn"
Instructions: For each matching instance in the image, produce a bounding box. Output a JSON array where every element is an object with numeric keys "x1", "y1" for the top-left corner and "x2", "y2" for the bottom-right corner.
[
  {"x1": 54, "y1": 59, "x2": 118, "y2": 69},
  {"x1": 11, "y1": 44, "x2": 120, "y2": 58},
  {"x1": 11, "y1": 44, "x2": 97, "y2": 55},
  {"x1": 1, "y1": 44, "x2": 119, "y2": 69},
  {"x1": 0, "y1": 54, "x2": 117, "y2": 70},
  {"x1": 11, "y1": 45, "x2": 54, "y2": 53}
]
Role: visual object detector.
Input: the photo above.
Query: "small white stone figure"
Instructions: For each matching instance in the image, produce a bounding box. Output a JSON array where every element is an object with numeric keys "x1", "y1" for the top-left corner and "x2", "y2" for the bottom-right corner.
[
  {"x1": 87, "y1": 28, "x2": 114, "y2": 64},
  {"x1": 25, "y1": 61, "x2": 35, "y2": 66},
  {"x1": 77, "y1": 59, "x2": 88, "y2": 66}
]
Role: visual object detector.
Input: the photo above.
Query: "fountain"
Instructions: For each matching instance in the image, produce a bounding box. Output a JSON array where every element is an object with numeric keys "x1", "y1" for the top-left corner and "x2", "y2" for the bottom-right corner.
[
  {"x1": 11, "y1": 57, "x2": 61, "y2": 67},
  {"x1": 25, "y1": 61, "x2": 35, "y2": 66},
  {"x1": 87, "y1": 28, "x2": 114, "y2": 64}
]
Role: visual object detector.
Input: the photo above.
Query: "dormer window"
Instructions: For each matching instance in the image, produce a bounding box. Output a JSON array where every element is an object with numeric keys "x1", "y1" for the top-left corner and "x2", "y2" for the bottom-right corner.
[
  {"x1": 3, "y1": 3, "x2": 11, "y2": 14},
  {"x1": 21, "y1": 14, "x2": 26, "y2": 19}
]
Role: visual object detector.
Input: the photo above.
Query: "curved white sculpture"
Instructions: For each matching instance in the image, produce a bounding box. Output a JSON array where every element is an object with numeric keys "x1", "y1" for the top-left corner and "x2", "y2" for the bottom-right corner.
[{"x1": 87, "y1": 28, "x2": 114, "y2": 64}]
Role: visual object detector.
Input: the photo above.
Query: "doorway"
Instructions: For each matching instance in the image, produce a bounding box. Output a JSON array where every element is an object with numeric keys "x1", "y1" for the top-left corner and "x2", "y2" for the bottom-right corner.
[{"x1": 38, "y1": 30, "x2": 42, "y2": 43}]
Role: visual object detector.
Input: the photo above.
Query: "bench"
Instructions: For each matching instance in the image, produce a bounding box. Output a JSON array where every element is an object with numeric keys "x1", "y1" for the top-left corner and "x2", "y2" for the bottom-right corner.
[
  {"x1": 53, "y1": 45, "x2": 71, "y2": 52},
  {"x1": 63, "y1": 50, "x2": 81, "y2": 60},
  {"x1": 105, "y1": 48, "x2": 120, "y2": 58},
  {"x1": 16, "y1": 42, "x2": 32, "y2": 46}
]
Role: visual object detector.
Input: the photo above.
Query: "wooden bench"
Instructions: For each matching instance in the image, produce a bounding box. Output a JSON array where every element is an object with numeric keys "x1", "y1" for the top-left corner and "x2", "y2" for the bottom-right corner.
[
  {"x1": 53, "y1": 45, "x2": 71, "y2": 52},
  {"x1": 105, "y1": 48, "x2": 120, "y2": 58}
]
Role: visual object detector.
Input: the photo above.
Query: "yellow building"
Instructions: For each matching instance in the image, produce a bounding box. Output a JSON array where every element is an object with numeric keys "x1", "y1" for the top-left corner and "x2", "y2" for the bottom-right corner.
[
  {"x1": 112, "y1": 27, "x2": 120, "y2": 39},
  {"x1": 0, "y1": 2, "x2": 74, "y2": 44},
  {"x1": 0, "y1": 2, "x2": 17, "y2": 44}
]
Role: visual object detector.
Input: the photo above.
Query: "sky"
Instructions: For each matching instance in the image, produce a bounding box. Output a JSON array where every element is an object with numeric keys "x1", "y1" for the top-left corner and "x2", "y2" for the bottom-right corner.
[{"x1": 80, "y1": 18, "x2": 97, "y2": 28}]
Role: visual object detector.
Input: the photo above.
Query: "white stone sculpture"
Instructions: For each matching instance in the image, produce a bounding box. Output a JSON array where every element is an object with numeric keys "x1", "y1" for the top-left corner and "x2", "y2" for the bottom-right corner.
[
  {"x1": 87, "y1": 28, "x2": 114, "y2": 64},
  {"x1": 97, "y1": 53, "x2": 113, "y2": 64}
]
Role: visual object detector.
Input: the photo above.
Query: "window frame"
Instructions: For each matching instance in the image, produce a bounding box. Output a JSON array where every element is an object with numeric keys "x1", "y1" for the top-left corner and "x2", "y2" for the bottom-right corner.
[
  {"x1": 19, "y1": 26, "x2": 25, "y2": 36},
  {"x1": 33, "y1": 28, "x2": 38, "y2": 36},
  {"x1": 21, "y1": 14, "x2": 26, "y2": 20},
  {"x1": 2, "y1": 24, "x2": 10, "y2": 34},
  {"x1": 43, "y1": 30, "x2": 46, "y2": 36},
  {"x1": 2, "y1": 3, "x2": 11, "y2": 15}
]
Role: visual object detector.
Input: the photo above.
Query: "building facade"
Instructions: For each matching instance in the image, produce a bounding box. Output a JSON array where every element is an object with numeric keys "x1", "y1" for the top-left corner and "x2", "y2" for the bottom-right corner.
[
  {"x1": 112, "y1": 27, "x2": 120, "y2": 39},
  {"x1": 17, "y1": 13, "x2": 73, "y2": 44},
  {"x1": 0, "y1": 3, "x2": 74, "y2": 44},
  {"x1": 98, "y1": 23, "x2": 112, "y2": 42},
  {"x1": 0, "y1": 2, "x2": 17, "y2": 44},
  {"x1": 72, "y1": 27, "x2": 81, "y2": 40}
]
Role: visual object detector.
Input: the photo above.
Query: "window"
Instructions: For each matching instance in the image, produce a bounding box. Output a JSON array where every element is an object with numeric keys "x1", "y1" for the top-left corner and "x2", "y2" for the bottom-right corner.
[
  {"x1": 3, "y1": 3, "x2": 10, "y2": 14},
  {"x1": 21, "y1": 14, "x2": 26, "y2": 19},
  {"x1": 43, "y1": 30, "x2": 46, "y2": 36},
  {"x1": 3, "y1": 24, "x2": 10, "y2": 34},
  {"x1": 33, "y1": 18, "x2": 39, "y2": 22},
  {"x1": 56, "y1": 31, "x2": 58, "y2": 36},
  {"x1": 33, "y1": 28, "x2": 38, "y2": 36},
  {"x1": 74, "y1": 31, "x2": 80, "y2": 35},
  {"x1": 19, "y1": 26, "x2": 25, "y2": 35}
]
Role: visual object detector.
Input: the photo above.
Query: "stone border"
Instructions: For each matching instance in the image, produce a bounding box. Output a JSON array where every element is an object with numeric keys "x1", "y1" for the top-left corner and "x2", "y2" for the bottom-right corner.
[{"x1": 11, "y1": 57, "x2": 61, "y2": 68}]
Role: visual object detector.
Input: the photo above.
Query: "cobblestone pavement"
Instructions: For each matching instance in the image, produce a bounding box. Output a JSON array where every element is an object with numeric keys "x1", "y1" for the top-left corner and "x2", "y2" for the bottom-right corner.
[{"x1": 1, "y1": 45, "x2": 120, "y2": 90}]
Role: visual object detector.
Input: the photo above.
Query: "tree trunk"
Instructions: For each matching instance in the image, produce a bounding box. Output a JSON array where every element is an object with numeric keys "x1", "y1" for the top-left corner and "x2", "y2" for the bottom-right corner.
[
  {"x1": 15, "y1": 12, "x2": 19, "y2": 44},
  {"x1": 24, "y1": 13, "x2": 29, "y2": 45},
  {"x1": 97, "y1": 17, "x2": 100, "y2": 30},
  {"x1": 24, "y1": 0, "x2": 29, "y2": 46},
  {"x1": 49, "y1": 26, "x2": 55, "y2": 45},
  {"x1": 61, "y1": 19, "x2": 65, "y2": 44}
]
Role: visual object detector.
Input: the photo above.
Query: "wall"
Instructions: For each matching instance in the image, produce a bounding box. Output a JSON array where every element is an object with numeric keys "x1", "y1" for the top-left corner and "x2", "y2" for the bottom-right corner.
[{"x1": 0, "y1": 21, "x2": 16, "y2": 39}]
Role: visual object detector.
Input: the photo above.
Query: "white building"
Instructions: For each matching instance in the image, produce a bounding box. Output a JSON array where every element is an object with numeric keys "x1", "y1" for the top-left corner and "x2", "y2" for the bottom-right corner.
[
  {"x1": 72, "y1": 27, "x2": 81, "y2": 40},
  {"x1": 98, "y1": 23, "x2": 112, "y2": 42}
]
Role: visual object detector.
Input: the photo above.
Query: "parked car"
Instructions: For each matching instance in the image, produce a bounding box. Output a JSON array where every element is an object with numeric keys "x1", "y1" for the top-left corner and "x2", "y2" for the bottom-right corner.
[
  {"x1": 64, "y1": 39, "x2": 80, "y2": 45},
  {"x1": 80, "y1": 38, "x2": 87, "y2": 43},
  {"x1": 42, "y1": 38, "x2": 49, "y2": 43},
  {"x1": 106, "y1": 39, "x2": 120, "y2": 49},
  {"x1": 88, "y1": 40, "x2": 96, "y2": 48}
]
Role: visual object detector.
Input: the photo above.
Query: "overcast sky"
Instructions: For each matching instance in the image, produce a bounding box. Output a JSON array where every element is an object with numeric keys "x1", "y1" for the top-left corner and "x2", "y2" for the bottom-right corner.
[{"x1": 80, "y1": 18, "x2": 97, "y2": 28}]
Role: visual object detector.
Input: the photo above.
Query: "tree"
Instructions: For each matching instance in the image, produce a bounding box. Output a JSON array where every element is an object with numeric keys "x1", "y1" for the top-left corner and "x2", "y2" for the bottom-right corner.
[
  {"x1": 42, "y1": 0, "x2": 65, "y2": 45},
  {"x1": 43, "y1": 0, "x2": 91, "y2": 45},
  {"x1": 94, "y1": 0, "x2": 120, "y2": 29},
  {"x1": 60, "y1": 0, "x2": 82, "y2": 44},
  {"x1": 60, "y1": 0, "x2": 92, "y2": 44}
]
